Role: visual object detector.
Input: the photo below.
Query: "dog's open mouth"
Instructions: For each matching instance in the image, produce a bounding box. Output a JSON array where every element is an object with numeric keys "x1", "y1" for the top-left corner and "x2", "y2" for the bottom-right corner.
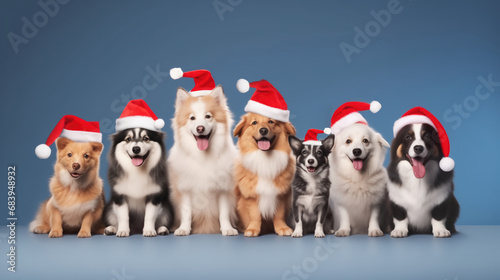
[
  {"x1": 349, "y1": 157, "x2": 366, "y2": 171},
  {"x1": 193, "y1": 132, "x2": 212, "y2": 151},
  {"x1": 130, "y1": 151, "x2": 150, "y2": 167},
  {"x1": 407, "y1": 154, "x2": 426, "y2": 179},
  {"x1": 306, "y1": 166, "x2": 316, "y2": 173},
  {"x1": 70, "y1": 172, "x2": 82, "y2": 179},
  {"x1": 254, "y1": 136, "x2": 275, "y2": 151}
]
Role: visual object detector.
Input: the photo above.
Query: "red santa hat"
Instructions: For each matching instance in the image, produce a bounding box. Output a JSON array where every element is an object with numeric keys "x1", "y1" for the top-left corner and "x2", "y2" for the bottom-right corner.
[
  {"x1": 303, "y1": 128, "x2": 331, "y2": 146},
  {"x1": 236, "y1": 79, "x2": 290, "y2": 123},
  {"x1": 170, "y1": 68, "x2": 216, "y2": 97},
  {"x1": 115, "y1": 99, "x2": 165, "y2": 132},
  {"x1": 393, "y1": 107, "x2": 454, "y2": 172},
  {"x1": 35, "y1": 115, "x2": 102, "y2": 159},
  {"x1": 327, "y1": 101, "x2": 381, "y2": 135}
]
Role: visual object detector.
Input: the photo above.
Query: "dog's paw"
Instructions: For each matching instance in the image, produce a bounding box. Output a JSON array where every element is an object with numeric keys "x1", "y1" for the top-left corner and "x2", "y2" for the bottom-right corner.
[
  {"x1": 32, "y1": 225, "x2": 50, "y2": 234},
  {"x1": 174, "y1": 228, "x2": 191, "y2": 236},
  {"x1": 390, "y1": 229, "x2": 408, "y2": 238},
  {"x1": 243, "y1": 229, "x2": 260, "y2": 237},
  {"x1": 334, "y1": 228, "x2": 351, "y2": 237},
  {"x1": 48, "y1": 229, "x2": 63, "y2": 238},
  {"x1": 143, "y1": 229, "x2": 157, "y2": 237},
  {"x1": 221, "y1": 227, "x2": 238, "y2": 236},
  {"x1": 314, "y1": 230, "x2": 326, "y2": 238},
  {"x1": 77, "y1": 230, "x2": 91, "y2": 238},
  {"x1": 104, "y1": 226, "x2": 117, "y2": 235},
  {"x1": 276, "y1": 227, "x2": 293, "y2": 236},
  {"x1": 292, "y1": 230, "x2": 303, "y2": 238},
  {"x1": 157, "y1": 226, "x2": 169, "y2": 235},
  {"x1": 433, "y1": 229, "x2": 451, "y2": 238},
  {"x1": 368, "y1": 228, "x2": 384, "y2": 237},
  {"x1": 116, "y1": 229, "x2": 130, "y2": 237}
]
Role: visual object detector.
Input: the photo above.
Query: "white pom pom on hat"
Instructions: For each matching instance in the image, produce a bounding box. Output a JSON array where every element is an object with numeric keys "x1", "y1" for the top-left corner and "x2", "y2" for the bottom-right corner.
[
  {"x1": 170, "y1": 68, "x2": 183, "y2": 80},
  {"x1": 370, "y1": 101, "x2": 382, "y2": 113},
  {"x1": 236, "y1": 78, "x2": 250, "y2": 93},
  {"x1": 323, "y1": 127, "x2": 332, "y2": 134},
  {"x1": 35, "y1": 144, "x2": 51, "y2": 159},
  {"x1": 154, "y1": 118, "x2": 165, "y2": 130},
  {"x1": 439, "y1": 157, "x2": 455, "y2": 172}
]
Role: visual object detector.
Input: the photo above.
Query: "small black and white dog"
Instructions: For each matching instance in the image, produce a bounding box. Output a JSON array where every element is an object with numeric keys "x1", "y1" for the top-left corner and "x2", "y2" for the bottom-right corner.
[
  {"x1": 104, "y1": 128, "x2": 174, "y2": 237},
  {"x1": 288, "y1": 134, "x2": 335, "y2": 237},
  {"x1": 388, "y1": 123, "x2": 459, "y2": 238}
]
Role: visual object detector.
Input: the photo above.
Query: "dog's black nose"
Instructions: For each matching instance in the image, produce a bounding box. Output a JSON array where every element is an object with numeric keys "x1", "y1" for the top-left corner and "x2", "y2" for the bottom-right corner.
[
  {"x1": 72, "y1": 163, "x2": 80, "y2": 170},
  {"x1": 307, "y1": 159, "x2": 315, "y2": 165},
  {"x1": 259, "y1": 127, "x2": 268, "y2": 136},
  {"x1": 132, "y1": 146, "x2": 141, "y2": 154},
  {"x1": 353, "y1": 148, "x2": 362, "y2": 157},
  {"x1": 414, "y1": 145, "x2": 424, "y2": 155},
  {"x1": 197, "y1": 126, "x2": 205, "y2": 134}
]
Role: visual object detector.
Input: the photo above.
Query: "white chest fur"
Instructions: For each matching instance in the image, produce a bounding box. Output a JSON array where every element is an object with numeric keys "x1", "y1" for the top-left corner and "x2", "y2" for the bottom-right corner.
[
  {"x1": 53, "y1": 198, "x2": 98, "y2": 227},
  {"x1": 114, "y1": 171, "x2": 161, "y2": 199}
]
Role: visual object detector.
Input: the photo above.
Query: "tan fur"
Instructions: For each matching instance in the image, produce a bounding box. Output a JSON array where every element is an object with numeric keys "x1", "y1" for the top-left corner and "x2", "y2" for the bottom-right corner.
[
  {"x1": 175, "y1": 94, "x2": 228, "y2": 133},
  {"x1": 30, "y1": 138, "x2": 105, "y2": 238},
  {"x1": 397, "y1": 144, "x2": 403, "y2": 158},
  {"x1": 234, "y1": 113, "x2": 296, "y2": 236}
]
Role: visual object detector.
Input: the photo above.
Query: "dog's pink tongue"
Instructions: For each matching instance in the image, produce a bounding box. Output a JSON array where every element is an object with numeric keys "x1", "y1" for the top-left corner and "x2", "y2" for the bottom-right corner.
[
  {"x1": 353, "y1": 159, "x2": 363, "y2": 171},
  {"x1": 196, "y1": 138, "x2": 209, "y2": 151},
  {"x1": 132, "y1": 157, "x2": 144, "y2": 167},
  {"x1": 258, "y1": 140, "x2": 271, "y2": 151},
  {"x1": 412, "y1": 158, "x2": 426, "y2": 179}
]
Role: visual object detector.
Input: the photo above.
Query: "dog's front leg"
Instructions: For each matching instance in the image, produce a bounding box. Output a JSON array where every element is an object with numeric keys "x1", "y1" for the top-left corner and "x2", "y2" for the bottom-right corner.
[
  {"x1": 218, "y1": 192, "x2": 238, "y2": 236},
  {"x1": 114, "y1": 202, "x2": 130, "y2": 237},
  {"x1": 77, "y1": 211, "x2": 94, "y2": 238},
  {"x1": 314, "y1": 207, "x2": 327, "y2": 238},
  {"x1": 243, "y1": 197, "x2": 261, "y2": 237},
  {"x1": 174, "y1": 193, "x2": 192, "y2": 236},
  {"x1": 334, "y1": 205, "x2": 351, "y2": 237},
  {"x1": 143, "y1": 202, "x2": 159, "y2": 237},
  {"x1": 48, "y1": 204, "x2": 63, "y2": 238},
  {"x1": 292, "y1": 206, "x2": 303, "y2": 238},
  {"x1": 390, "y1": 201, "x2": 408, "y2": 238},
  {"x1": 368, "y1": 207, "x2": 384, "y2": 237},
  {"x1": 273, "y1": 201, "x2": 293, "y2": 236}
]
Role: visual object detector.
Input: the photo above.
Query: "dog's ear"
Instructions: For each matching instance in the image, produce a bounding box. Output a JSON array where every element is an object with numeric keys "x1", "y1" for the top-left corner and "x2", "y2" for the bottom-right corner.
[
  {"x1": 376, "y1": 133, "x2": 390, "y2": 148},
  {"x1": 90, "y1": 142, "x2": 104, "y2": 155},
  {"x1": 283, "y1": 122, "x2": 296, "y2": 136},
  {"x1": 175, "y1": 87, "x2": 190, "y2": 108},
  {"x1": 210, "y1": 85, "x2": 227, "y2": 106},
  {"x1": 55, "y1": 137, "x2": 71, "y2": 152},
  {"x1": 322, "y1": 134, "x2": 335, "y2": 152},
  {"x1": 233, "y1": 115, "x2": 248, "y2": 138},
  {"x1": 288, "y1": 135, "x2": 303, "y2": 156}
]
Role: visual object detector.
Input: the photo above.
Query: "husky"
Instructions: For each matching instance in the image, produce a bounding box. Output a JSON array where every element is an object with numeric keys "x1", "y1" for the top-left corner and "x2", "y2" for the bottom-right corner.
[
  {"x1": 168, "y1": 85, "x2": 238, "y2": 236},
  {"x1": 288, "y1": 134, "x2": 335, "y2": 238},
  {"x1": 104, "y1": 128, "x2": 174, "y2": 237}
]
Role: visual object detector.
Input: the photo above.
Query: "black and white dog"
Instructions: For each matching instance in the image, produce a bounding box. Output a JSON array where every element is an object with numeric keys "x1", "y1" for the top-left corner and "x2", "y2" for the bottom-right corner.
[
  {"x1": 288, "y1": 133, "x2": 335, "y2": 238},
  {"x1": 388, "y1": 122, "x2": 459, "y2": 238},
  {"x1": 104, "y1": 128, "x2": 174, "y2": 237}
]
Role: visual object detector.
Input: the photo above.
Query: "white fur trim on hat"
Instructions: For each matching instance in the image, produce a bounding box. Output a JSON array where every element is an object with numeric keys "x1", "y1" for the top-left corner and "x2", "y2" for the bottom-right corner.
[
  {"x1": 323, "y1": 127, "x2": 332, "y2": 135},
  {"x1": 393, "y1": 115, "x2": 436, "y2": 137},
  {"x1": 35, "y1": 144, "x2": 51, "y2": 159},
  {"x1": 244, "y1": 100, "x2": 290, "y2": 123},
  {"x1": 303, "y1": 140, "x2": 322, "y2": 146},
  {"x1": 170, "y1": 68, "x2": 183, "y2": 80},
  {"x1": 236, "y1": 79, "x2": 250, "y2": 93},
  {"x1": 116, "y1": 116, "x2": 162, "y2": 132},
  {"x1": 370, "y1": 101, "x2": 382, "y2": 113},
  {"x1": 154, "y1": 119, "x2": 165, "y2": 130},
  {"x1": 439, "y1": 157, "x2": 455, "y2": 172},
  {"x1": 190, "y1": 90, "x2": 212, "y2": 97},
  {"x1": 331, "y1": 112, "x2": 367, "y2": 135},
  {"x1": 60, "y1": 129, "x2": 103, "y2": 143}
]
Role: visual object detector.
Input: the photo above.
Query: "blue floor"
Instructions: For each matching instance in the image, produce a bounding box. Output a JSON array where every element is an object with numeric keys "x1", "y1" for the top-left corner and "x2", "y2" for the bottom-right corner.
[{"x1": 1, "y1": 225, "x2": 499, "y2": 280}]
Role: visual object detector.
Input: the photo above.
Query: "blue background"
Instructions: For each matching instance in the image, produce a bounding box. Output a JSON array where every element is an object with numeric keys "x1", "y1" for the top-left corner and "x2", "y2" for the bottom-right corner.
[{"x1": 1, "y1": 0, "x2": 499, "y2": 226}]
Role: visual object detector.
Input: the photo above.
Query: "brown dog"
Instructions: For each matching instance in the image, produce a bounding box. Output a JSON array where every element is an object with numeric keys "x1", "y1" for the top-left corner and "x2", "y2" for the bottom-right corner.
[
  {"x1": 30, "y1": 137, "x2": 104, "y2": 238},
  {"x1": 233, "y1": 112, "x2": 296, "y2": 237}
]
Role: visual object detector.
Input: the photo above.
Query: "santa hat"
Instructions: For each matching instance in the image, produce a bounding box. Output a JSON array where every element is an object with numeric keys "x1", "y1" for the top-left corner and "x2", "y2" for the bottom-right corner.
[
  {"x1": 236, "y1": 79, "x2": 290, "y2": 123},
  {"x1": 170, "y1": 68, "x2": 216, "y2": 97},
  {"x1": 35, "y1": 115, "x2": 102, "y2": 159},
  {"x1": 303, "y1": 128, "x2": 331, "y2": 146},
  {"x1": 115, "y1": 99, "x2": 165, "y2": 132},
  {"x1": 393, "y1": 107, "x2": 454, "y2": 172},
  {"x1": 327, "y1": 101, "x2": 381, "y2": 135}
]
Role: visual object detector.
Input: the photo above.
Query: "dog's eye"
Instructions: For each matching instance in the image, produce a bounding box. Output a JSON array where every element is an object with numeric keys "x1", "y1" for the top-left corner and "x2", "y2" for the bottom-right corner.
[
  {"x1": 346, "y1": 139, "x2": 352, "y2": 144},
  {"x1": 423, "y1": 134, "x2": 430, "y2": 140},
  {"x1": 301, "y1": 150, "x2": 308, "y2": 156},
  {"x1": 125, "y1": 137, "x2": 131, "y2": 143},
  {"x1": 362, "y1": 138, "x2": 369, "y2": 144},
  {"x1": 316, "y1": 150, "x2": 323, "y2": 156},
  {"x1": 252, "y1": 121, "x2": 258, "y2": 125},
  {"x1": 67, "y1": 153, "x2": 72, "y2": 158},
  {"x1": 190, "y1": 116, "x2": 195, "y2": 121},
  {"x1": 268, "y1": 120, "x2": 274, "y2": 124},
  {"x1": 205, "y1": 114, "x2": 212, "y2": 120},
  {"x1": 405, "y1": 135, "x2": 412, "y2": 141},
  {"x1": 83, "y1": 154, "x2": 89, "y2": 159},
  {"x1": 143, "y1": 136, "x2": 150, "y2": 142}
]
